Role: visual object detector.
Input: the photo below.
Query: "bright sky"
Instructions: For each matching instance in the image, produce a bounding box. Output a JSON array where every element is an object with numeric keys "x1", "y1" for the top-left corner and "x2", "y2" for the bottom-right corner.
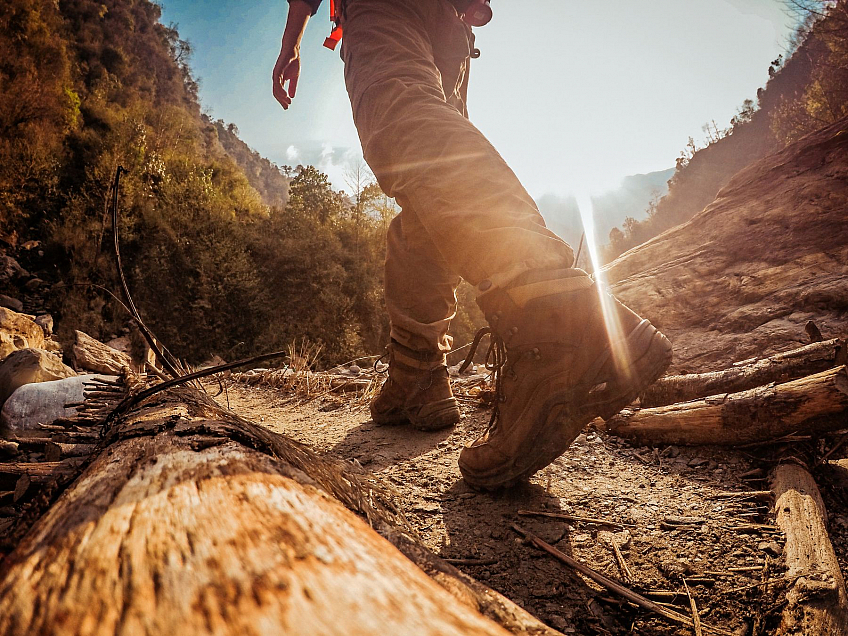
[{"x1": 158, "y1": 0, "x2": 798, "y2": 198}]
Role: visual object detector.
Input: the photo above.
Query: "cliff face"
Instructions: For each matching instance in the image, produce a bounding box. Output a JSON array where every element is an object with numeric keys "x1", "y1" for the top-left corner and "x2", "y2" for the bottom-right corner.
[{"x1": 606, "y1": 116, "x2": 848, "y2": 373}]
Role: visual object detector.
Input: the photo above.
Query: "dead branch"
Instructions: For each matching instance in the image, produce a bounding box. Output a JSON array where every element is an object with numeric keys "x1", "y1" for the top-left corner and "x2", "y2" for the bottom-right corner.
[
  {"x1": 640, "y1": 339, "x2": 845, "y2": 408},
  {"x1": 606, "y1": 366, "x2": 848, "y2": 446},
  {"x1": 772, "y1": 462, "x2": 848, "y2": 635}
]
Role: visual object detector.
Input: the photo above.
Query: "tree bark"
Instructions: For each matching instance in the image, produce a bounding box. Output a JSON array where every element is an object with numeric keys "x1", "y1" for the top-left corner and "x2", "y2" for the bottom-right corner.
[
  {"x1": 771, "y1": 463, "x2": 848, "y2": 635},
  {"x1": 640, "y1": 338, "x2": 846, "y2": 408},
  {"x1": 605, "y1": 366, "x2": 848, "y2": 446},
  {"x1": 0, "y1": 387, "x2": 555, "y2": 636}
]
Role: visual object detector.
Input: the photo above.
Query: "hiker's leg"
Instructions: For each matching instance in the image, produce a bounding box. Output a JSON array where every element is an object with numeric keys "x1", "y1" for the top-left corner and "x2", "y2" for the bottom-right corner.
[
  {"x1": 342, "y1": 0, "x2": 574, "y2": 291},
  {"x1": 385, "y1": 211, "x2": 461, "y2": 354}
]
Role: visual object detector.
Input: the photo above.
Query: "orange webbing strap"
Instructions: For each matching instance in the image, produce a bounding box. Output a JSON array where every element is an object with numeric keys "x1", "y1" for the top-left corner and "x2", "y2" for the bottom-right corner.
[{"x1": 323, "y1": 0, "x2": 343, "y2": 50}]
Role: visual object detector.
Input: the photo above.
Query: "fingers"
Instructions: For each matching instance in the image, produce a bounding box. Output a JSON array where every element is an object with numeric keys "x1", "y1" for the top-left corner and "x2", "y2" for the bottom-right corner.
[
  {"x1": 272, "y1": 57, "x2": 300, "y2": 110},
  {"x1": 273, "y1": 74, "x2": 291, "y2": 109}
]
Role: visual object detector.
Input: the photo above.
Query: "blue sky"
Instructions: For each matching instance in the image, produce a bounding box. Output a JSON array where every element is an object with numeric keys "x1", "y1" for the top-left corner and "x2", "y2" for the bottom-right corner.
[{"x1": 158, "y1": 0, "x2": 798, "y2": 198}]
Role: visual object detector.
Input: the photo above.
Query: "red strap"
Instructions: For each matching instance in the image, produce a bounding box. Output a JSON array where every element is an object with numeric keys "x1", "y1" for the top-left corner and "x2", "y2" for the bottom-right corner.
[
  {"x1": 323, "y1": 0, "x2": 342, "y2": 50},
  {"x1": 323, "y1": 25, "x2": 343, "y2": 50}
]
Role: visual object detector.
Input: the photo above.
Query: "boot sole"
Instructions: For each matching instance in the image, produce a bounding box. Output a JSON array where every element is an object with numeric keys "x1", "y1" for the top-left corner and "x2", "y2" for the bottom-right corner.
[
  {"x1": 460, "y1": 321, "x2": 672, "y2": 490},
  {"x1": 372, "y1": 398, "x2": 460, "y2": 431}
]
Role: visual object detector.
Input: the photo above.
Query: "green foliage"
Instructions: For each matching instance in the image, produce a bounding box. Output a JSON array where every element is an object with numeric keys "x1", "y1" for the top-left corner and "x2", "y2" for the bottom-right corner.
[{"x1": 0, "y1": 0, "x2": 397, "y2": 366}]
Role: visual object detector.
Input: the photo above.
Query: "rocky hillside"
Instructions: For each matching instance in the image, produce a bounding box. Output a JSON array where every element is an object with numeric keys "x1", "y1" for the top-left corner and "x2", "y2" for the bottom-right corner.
[
  {"x1": 605, "y1": 1, "x2": 848, "y2": 261},
  {"x1": 607, "y1": 115, "x2": 848, "y2": 373}
]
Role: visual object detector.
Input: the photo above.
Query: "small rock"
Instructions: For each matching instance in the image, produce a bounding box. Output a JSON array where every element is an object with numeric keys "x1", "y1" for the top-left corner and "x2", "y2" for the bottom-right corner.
[
  {"x1": 0, "y1": 254, "x2": 26, "y2": 283},
  {"x1": 0, "y1": 439, "x2": 19, "y2": 457},
  {"x1": 688, "y1": 457, "x2": 709, "y2": 468},
  {"x1": 549, "y1": 616, "x2": 570, "y2": 631},
  {"x1": 0, "y1": 374, "x2": 115, "y2": 438},
  {"x1": 106, "y1": 336, "x2": 134, "y2": 358},
  {"x1": 348, "y1": 364, "x2": 361, "y2": 375},
  {"x1": 664, "y1": 445, "x2": 680, "y2": 458},
  {"x1": 759, "y1": 540, "x2": 783, "y2": 556},
  {"x1": 34, "y1": 314, "x2": 53, "y2": 336},
  {"x1": 0, "y1": 348, "x2": 75, "y2": 406},
  {"x1": 23, "y1": 277, "x2": 44, "y2": 291},
  {"x1": 0, "y1": 307, "x2": 45, "y2": 359},
  {"x1": 0, "y1": 295, "x2": 23, "y2": 312},
  {"x1": 71, "y1": 330, "x2": 133, "y2": 374}
]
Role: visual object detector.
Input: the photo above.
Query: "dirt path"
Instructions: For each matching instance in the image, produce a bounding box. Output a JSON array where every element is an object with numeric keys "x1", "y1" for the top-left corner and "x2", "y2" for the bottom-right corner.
[{"x1": 214, "y1": 381, "x2": 818, "y2": 635}]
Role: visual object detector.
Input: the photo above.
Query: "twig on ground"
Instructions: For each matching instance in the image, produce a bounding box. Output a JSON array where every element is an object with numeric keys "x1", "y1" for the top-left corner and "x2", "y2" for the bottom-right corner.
[
  {"x1": 710, "y1": 490, "x2": 773, "y2": 501},
  {"x1": 511, "y1": 524, "x2": 733, "y2": 636},
  {"x1": 443, "y1": 558, "x2": 498, "y2": 566},
  {"x1": 517, "y1": 510, "x2": 633, "y2": 528},
  {"x1": 684, "y1": 579, "x2": 704, "y2": 636}
]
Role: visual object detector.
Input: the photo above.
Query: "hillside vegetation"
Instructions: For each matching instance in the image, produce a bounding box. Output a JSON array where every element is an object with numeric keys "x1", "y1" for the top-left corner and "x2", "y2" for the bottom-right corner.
[
  {"x1": 0, "y1": 0, "x2": 403, "y2": 365},
  {"x1": 604, "y1": 0, "x2": 848, "y2": 261}
]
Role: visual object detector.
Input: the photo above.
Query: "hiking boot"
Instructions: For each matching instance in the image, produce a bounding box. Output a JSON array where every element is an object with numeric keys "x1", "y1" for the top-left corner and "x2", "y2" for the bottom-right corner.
[
  {"x1": 370, "y1": 341, "x2": 461, "y2": 431},
  {"x1": 458, "y1": 268, "x2": 672, "y2": 490}
]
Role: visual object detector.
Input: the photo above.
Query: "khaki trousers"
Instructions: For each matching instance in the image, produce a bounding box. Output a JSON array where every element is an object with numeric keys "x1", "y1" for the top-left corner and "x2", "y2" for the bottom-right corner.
[{"x1": 341, "y1": 0, "x2": 574, "y2": 354}]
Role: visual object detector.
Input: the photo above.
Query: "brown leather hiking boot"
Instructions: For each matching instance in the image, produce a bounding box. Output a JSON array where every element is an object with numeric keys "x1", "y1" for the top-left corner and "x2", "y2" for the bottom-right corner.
[
  {"x1": 458, "y1": 268, "x2": 672, "y2": 490},
  {"x1": 370, "y1": 342, "x2": 461, "y2": 431}
]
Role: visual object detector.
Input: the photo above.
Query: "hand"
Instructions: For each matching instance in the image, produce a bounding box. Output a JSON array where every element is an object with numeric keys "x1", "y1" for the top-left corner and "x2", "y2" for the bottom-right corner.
[{"x1": 273, "y1": 47, "x2": 301, "y2": 110}]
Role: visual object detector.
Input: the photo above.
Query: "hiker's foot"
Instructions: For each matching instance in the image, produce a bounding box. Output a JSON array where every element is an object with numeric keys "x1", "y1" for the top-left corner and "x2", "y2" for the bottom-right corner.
[
  {"x1": 458, "y1": 268, "x2": 672, "y2": 490},
  {"x1": 370, "y1": 341, "x2": 461, "y2": 431}
]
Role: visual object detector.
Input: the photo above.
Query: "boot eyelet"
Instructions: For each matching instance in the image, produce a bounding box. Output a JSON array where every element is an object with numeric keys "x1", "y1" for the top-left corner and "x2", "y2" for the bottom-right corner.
[
  {"x1": 499, "y1": 395, "x2": 507, "y2": 403},
  {"x1": 509, "y1": 326, "x2": 519, "y2": 335},
  {"x1": 532, "y1": 347, "x2": 541, "y2": 360}
]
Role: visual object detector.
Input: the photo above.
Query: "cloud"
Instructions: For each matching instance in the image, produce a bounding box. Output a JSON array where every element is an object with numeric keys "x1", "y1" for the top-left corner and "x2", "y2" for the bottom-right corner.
[{"x1": 286, "y1": 145, "x2": 300, "y2": 162}]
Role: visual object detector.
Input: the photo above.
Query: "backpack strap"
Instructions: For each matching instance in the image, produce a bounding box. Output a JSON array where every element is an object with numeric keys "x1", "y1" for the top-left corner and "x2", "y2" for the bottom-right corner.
[{"x1": 323, "y1": 0, "x2": 344, "y2": 50}]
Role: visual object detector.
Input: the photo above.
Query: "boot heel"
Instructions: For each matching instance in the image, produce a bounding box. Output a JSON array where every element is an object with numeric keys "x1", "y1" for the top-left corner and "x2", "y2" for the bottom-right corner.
[{"x1": 410, "y1": 398, "x2": 461, "y2": 431}]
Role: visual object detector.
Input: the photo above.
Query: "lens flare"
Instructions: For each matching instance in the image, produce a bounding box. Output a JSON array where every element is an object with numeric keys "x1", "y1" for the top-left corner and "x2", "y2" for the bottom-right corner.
[{"x1": 574, "y1": 194, "x2": 635, "y2": 385}]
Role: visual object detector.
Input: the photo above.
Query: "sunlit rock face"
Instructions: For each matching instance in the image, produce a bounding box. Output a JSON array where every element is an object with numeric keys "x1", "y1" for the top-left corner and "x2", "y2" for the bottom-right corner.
[{"x1": 604, "y1": 116, "x2": 848, "y2": 373}]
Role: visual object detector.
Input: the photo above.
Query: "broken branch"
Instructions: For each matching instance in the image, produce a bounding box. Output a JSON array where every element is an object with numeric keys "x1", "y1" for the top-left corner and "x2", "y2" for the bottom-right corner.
[
  {"x1": 640, "y1": 339, "x2": 845, "y2": 408},
  {"x1": 606, "y1": 366, "x2": 848, "y2": 446}
]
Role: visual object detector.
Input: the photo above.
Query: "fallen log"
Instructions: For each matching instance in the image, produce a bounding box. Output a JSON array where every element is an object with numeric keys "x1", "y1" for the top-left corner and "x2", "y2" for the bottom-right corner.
[
  {"x1": 44, "y1": 442, "x2": 95, "y2": 461},
  {"x1": 605, "y1": 366, "x2": 848, "y2": 446},
  {"x1": 0, "y1": 458, "x2": 84, "y2": 481},
  {"x1": 640, "y1": 338, "x2": 845, "y2": 407},
  {"x1": 0, "y1": 386, "x2": 555, "y2": 636},
  {"x1": 771, "y1": 463, "x2": 848, "y2": 635}
]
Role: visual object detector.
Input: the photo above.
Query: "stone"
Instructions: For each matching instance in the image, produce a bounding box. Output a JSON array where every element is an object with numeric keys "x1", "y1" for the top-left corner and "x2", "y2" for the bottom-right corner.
[
  {"x1": 0, "y1": 308, "x2": 45, "y2": 361},
  {"x1": 105, "y1": 335, "x2": 133, "y2": 357},
  {"x1": 0, "y1": 348, "x2": 76, "y2": 406},
  {"x1": 34, "y1": 314, "x2": 53, "y2": 336},
  {"x1": 0, "y1": 254, "x2": 26, "y2": 283},
  {"x1": 0, "y1": 374, "x2": 114, "y2": 439},
  {"x1": 71, "y1": 330, "x2": 133, "y2": 374},
  {"x1": 0, "y1": 295, "x2": 23, "y2": 312},
  {"x1": 24, "y1": 277, "x2": 44, "y2": 291}
]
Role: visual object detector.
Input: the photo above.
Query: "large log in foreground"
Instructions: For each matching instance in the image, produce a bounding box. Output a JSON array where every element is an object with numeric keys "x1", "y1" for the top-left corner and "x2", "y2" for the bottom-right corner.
[
  {"x1": 605, "y1": 366, "x2": 848, "y2": 446},
  {"x1": 640, "y1": 338, "x2": 845, "y2": 408},
  {"x1": 0, "y1": 388, "x2": 555, "y2": 636},
  {"x1": 772, "y1": 463, "x2": 848, "y2": 635}
]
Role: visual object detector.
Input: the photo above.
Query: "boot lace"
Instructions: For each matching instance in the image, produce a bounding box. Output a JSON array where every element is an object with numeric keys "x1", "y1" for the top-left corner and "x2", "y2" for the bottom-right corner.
[{"x1": 459, "y1": 326, "x2": 507, "y2": 428}]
